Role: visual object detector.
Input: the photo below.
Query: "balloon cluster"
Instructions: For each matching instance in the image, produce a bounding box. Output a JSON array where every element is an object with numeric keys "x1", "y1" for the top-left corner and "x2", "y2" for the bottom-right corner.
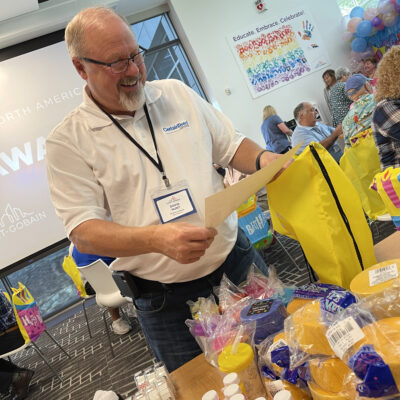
[{"x1": 342, "y1": 0, "x2": 400, "y2": 70}]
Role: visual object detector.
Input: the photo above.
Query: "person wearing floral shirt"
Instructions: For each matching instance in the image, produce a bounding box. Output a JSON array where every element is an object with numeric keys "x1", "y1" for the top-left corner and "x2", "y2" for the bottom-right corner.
[{"x1": 342, "y1": 74, "x2": 375, "y2": 148}]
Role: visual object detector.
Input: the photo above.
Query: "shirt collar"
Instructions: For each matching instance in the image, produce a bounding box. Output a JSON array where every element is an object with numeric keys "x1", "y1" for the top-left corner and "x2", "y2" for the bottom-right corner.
[
  {"x1": 297, "y1": 122, "x2": 318, "y2": 130},
  {"x1": 81, "y1": 82, "x2": 162, "y2": 130}
]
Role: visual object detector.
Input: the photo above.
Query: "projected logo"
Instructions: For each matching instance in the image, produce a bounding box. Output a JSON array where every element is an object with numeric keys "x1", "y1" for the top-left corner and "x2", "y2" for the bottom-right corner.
[{"x1": 0, "y1": 203, "x2": 47, "y2": 238}]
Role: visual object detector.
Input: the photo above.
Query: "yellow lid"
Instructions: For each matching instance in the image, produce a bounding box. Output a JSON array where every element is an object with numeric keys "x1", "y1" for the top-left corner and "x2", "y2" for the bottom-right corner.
[
  {"x1": 350, "y1": 258, "x2": 400, "y2": 297},
  {"x1": 218, "y1": 343, "x2": 254, "y2": 373}
]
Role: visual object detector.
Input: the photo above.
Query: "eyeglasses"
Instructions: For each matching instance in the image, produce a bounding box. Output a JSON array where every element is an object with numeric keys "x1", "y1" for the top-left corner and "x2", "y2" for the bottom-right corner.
[{"x1": 82, "y1": 49, "x2": 146, "y2": 74}]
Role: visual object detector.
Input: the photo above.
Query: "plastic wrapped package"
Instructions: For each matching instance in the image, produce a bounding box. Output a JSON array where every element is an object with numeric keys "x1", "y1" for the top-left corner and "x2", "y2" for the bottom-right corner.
[
  {"x1": 358, "y1": 281, "x2": 400, "y2": 320},
  {"x1": 240, "y1": 298, "x2": 288, "y2": 345},
  {"x1": 263, "y1": 379, "x2": 311, "y2": 400},
  {"x1": 186, "y1": 297, "x2": 255, "y2": 366},
  {"x1": 285, "y1": 291, "x2": 357, "y2": 367},
  {"x1": 218, "y1": 341, "x2": 266, "y2": 399},
  {"x1": 187, "y1": 295, "x2": 220, "y2": 320},
  {"x1": 258, "y1": 331, "x2": 311, "y2": 398},
  {"x1": 214, "y1": 273, "x2": 247, "y2": 314},
  {"x1": 324, "y1": 298, "x2": 400, "y2": 399},
  {"x1": 239, "y1": 265, "x2": 286, "y2": 302},
  {"x1": 350, "y1": 259, "x2": 400, "y2": 299},
  {"x1": 286, "y1": 283, "x2": 347, "y2": 314},
  {"x1": 307, "y1": 357, "x2": 356, "y2": 399}
]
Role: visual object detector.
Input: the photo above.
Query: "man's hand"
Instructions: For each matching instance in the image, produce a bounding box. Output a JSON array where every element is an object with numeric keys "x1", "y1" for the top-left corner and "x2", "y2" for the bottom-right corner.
[
  {"x1": 151, "y1": 223, "x2": 217, "y2": 264},
  {"x1": 333, "y1": 124, "x2": 343, "y2": 138},
  {"x1": 259, "y1": 151, "x2": 282, "y2": 169}
]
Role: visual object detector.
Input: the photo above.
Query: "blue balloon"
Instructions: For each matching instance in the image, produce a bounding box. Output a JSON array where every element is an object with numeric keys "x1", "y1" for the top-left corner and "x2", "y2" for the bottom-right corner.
[
  {"x1": 350, "y1": 6, "x2": 364, "y2": 19},
  {"x1": 356, "y1": 20, "x2": 373, "y2": 37},
  {"x1": 351, "y1": 37, "x2": 367, "y2": 52}
]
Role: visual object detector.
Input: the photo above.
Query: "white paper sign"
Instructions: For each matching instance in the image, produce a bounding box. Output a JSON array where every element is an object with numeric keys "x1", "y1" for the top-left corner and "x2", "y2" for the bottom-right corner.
[
  {"x1": 326, "y1": 317, "x2": 365, "y2": 359},
  {"x1": 369, "y1": 263, "x2": 399, "y2": 287}
]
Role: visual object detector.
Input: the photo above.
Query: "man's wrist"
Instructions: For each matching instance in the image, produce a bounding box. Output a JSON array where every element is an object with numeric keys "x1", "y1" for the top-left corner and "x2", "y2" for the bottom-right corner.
[{"x1": 256, "y1": 150, "x2": 268, "y2": 171}]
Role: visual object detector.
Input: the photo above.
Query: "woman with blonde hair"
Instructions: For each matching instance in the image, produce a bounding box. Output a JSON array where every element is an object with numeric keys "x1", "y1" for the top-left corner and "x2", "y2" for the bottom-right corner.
[
  {"x1": 261, "y1": 105, "x2": 292, "y2": 154},
  {"x1": 372, "y1": 46, "x2": 400, "y2": 169}
]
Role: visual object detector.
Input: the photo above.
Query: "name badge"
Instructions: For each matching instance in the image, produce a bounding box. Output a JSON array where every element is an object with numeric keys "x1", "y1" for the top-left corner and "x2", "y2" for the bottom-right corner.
[{"x1": 153, "y1": 188, "x2": 196, "y2": 224}]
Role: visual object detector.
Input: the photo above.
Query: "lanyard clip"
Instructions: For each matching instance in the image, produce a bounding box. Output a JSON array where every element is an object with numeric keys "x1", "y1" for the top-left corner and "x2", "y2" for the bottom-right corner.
[{"x1": 163, "y1": 176, "x2": 170, "y2": 188}]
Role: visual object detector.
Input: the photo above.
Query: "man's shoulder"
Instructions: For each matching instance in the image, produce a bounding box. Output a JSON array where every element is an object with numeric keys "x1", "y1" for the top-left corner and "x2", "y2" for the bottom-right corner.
[
  {"x1": 147, "y1": 78, "x2": 188, "y2": 91},
  {"x1": 293, "y1": 124, "x2": 309, "y2": 136},
  {"x1": 47, "y1": 104, "x2": 91, "y2": 144}
]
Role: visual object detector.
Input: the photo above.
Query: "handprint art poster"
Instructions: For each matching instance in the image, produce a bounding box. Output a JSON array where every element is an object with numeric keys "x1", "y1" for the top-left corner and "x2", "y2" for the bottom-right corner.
[{"x1": 227, "y1": 8, "x2": 329, "y2": 98}]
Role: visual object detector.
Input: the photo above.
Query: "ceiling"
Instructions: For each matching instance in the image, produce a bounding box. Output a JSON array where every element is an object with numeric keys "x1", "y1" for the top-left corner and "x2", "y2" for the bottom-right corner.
[{"x1": 0, "y1": 0, "x2": 166, "y2": 50}]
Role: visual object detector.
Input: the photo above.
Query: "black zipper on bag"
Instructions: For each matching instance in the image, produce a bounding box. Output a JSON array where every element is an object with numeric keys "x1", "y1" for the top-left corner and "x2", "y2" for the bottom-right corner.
[{"x1": 309, "y1": 144, "x2": 364, "y2": 271}]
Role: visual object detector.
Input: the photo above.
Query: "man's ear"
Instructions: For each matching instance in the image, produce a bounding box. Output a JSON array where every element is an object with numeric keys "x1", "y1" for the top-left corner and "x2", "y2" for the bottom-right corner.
[{"x1": 72, "y1": 57, "x2": 88, "y2": 80}]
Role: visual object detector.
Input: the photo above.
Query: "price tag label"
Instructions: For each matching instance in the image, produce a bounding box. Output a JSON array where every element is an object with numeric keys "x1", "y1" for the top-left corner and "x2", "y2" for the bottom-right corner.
[
  {"x1": 369, "y1": 263, "x2": 398, "y2": 286},
  {"x1": 326, "y1": 317, "x2": 364, "y2": 359}
]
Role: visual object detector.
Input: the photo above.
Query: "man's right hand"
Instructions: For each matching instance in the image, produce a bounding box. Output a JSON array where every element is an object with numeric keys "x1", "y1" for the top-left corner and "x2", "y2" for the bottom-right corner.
[{"x1": 151, "y1": 223, "x2": 218, "y2": 264}]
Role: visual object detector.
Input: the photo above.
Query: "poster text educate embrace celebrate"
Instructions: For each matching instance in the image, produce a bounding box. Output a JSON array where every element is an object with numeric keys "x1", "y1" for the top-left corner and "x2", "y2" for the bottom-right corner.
[{"x1": 228, "y1": 8, "x2": 330, "y2": 98}]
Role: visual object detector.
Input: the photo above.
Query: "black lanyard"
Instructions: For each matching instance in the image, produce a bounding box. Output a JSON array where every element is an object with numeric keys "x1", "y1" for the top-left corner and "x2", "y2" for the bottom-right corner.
[{"x1": 92, "y1": 97, "x2": 170, "y2": 188}]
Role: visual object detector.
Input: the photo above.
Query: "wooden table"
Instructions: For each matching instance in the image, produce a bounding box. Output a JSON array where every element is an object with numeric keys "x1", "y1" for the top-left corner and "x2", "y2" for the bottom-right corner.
[
  {"x1": 374, "y1": 231, "x2": 400, "y2": 262},
  {"x1": 171, "y1": 354, "x2": 224, "y2": 400}
]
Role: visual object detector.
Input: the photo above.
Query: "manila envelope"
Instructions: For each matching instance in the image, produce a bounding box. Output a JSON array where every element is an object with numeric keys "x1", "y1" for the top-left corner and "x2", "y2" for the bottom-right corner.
[{"x1": 205, "y1": 145, "x2": 299, "y2": 228}]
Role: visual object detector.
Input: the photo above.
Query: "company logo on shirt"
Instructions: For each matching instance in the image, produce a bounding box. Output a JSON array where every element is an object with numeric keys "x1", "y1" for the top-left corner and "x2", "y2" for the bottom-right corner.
[
  {"x1": 0, "y1": 203, "x2": 47, "y2": 238},
  {"x1": 162, "y1": 121, "x2": 189, "y2": 134}
]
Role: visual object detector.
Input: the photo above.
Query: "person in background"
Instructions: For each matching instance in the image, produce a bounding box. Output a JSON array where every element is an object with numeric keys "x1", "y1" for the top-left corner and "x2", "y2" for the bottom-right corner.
[
  {"x1": 71, "y1": 245, "x2": 131, "y2": 335},
  {"x1": 329, "y1": 67, "x2": 352, "y2": 127},
  {"x1": 372, "y1": 46, "x2": 400, "y2": 170},
  {"x1": 46, "y1": 7, "x2": 280, "y2": 372},
  {"x1": 0, "y1": 292, "x2": 34, "y2": 400},
  {"x1": 322, "y1": 69, "x2": 336, "y2": 126},
  {"x1": 261, "y1": 105, "x2": 292, "y2": 154},
  {"x1": 363, "y1": 57, "x2": 378, "y2": 87},
  {"x1": 342, "y1": 73, "x2": 375, "y2": 148},
  {"x1": 292, "y1": 102, "x2": 343, "y2": 163}
]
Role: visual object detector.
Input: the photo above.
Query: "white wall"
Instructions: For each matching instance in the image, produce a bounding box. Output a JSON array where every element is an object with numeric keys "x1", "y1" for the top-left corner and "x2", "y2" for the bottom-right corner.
[{"x1": 169, "y1": 0, "x2": 350, "y2": 146}]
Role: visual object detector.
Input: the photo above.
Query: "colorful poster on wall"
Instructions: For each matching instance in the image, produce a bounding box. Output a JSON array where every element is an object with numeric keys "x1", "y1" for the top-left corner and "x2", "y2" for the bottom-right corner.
[{"x1": 227, "y1": 8, "x2": 329, "y2": 98}]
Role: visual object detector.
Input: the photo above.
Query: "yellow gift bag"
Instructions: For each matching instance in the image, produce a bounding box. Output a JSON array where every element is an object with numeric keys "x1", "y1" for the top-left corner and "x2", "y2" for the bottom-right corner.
[
  {"x1": 372, "y1": 167, "x2": 400, "y2": 231},
  {"x1": 9, "y1": 282, "x2": 46, "y2": 343},
  {"x1": 266, "y1": 142, "x2": 376, "y2": 289},
  {"x1": 62, "y1": 255, "x2": 88, "y2": 298},
  {"x1": 340, "y1": 130, "x2": 387, "y2": 220}
]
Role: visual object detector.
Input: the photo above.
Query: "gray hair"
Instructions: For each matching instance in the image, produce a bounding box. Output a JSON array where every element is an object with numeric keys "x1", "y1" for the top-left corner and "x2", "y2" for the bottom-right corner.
[
  {"x1": 335, "y1": 67, "x2": 350, "y2": 81},
  {"x1": 65, "y1": 7, "x2": 130, "y2": 58},
  {"x1": 293, "y1": 102, "x2": 306, "y2": 121}
]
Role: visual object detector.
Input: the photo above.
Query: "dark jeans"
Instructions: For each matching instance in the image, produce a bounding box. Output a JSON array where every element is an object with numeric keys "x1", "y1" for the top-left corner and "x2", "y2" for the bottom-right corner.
[
  {"x1": 133, "y1": 228, "x2": 268, "y2": 371},
  {"x1": 0, "y1": 328, "x2": 26, "y2": 393}
]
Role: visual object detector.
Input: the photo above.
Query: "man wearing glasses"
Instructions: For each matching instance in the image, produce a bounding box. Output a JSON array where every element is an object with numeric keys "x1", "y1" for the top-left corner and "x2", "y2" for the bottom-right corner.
[{"x1": 46, "y1": 7, "x2": 281, "y2": 371}]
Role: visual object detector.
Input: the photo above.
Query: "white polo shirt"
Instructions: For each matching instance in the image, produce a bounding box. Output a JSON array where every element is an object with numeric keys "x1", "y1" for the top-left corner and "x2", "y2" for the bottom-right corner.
[{"x1": 46, "y1": 79, "x2": 244, "y2": 283}]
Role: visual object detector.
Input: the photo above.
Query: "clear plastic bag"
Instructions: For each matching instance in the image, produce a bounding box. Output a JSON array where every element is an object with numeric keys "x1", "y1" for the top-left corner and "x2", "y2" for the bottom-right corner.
[
  {"x1": 324, "y1": 282, "x2": 400, "y2": 398},
  {"x1": 284, "y1": 290, "x2": 357, "y2": 368}
]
